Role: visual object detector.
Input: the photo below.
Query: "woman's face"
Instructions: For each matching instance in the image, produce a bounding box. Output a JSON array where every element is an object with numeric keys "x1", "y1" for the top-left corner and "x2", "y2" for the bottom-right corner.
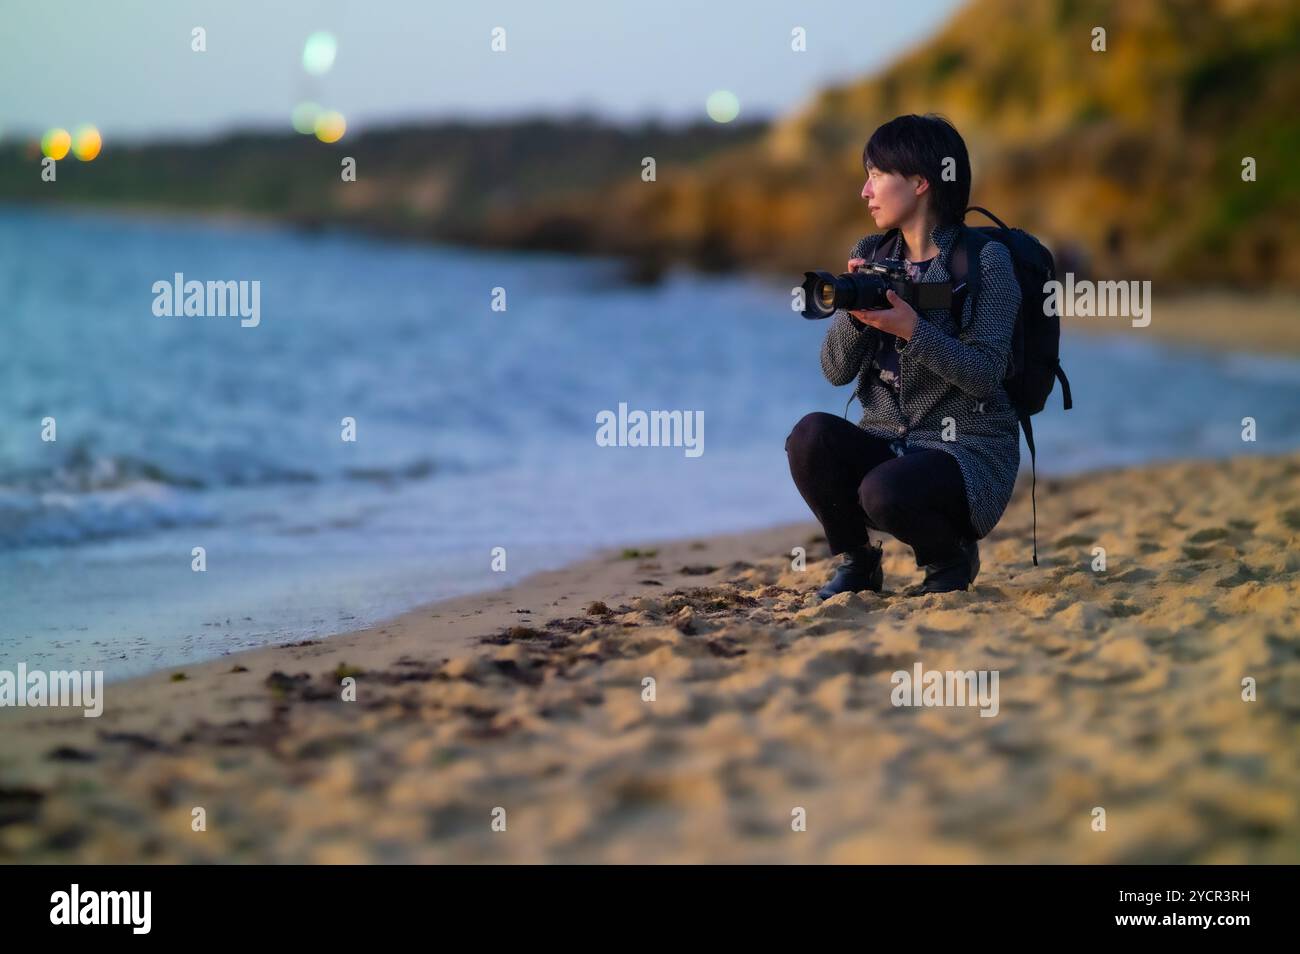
[{"x1": 861, "y1": 166, "x2": 924, "y2": 230}]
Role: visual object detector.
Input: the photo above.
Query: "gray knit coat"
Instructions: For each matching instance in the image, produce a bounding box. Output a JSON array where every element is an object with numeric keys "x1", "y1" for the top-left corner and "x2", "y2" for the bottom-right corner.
[{"x1": 819, "y1": 222, "x2": 1021, "y2": 539}]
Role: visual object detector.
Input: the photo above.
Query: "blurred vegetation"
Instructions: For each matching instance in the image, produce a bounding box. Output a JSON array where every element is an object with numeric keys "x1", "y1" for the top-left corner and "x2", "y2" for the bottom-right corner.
[
  {"x1": 0, "y1": 117, "x2": 764, "y2": 254},
  {"x1": 1, "y1": 0, "x2": 1297, "y2": 286}
]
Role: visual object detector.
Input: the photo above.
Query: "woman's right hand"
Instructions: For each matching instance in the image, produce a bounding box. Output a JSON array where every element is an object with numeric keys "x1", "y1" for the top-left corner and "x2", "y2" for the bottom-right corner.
[{"x1": 846, "y1": 258, "x2": 871, "y2": 324}]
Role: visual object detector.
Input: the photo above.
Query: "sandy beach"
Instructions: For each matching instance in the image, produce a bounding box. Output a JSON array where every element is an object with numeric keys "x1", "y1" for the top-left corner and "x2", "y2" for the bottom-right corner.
[
  {"x1": 2, "y1": 450, "x2": 1298, "y2": 864},
  {"x1": 1061, "y1": 291, "x2": 1300, "y2": 358}
]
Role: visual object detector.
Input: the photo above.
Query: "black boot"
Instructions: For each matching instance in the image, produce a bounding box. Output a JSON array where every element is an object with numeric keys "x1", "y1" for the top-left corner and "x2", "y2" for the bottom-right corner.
[
  {"x1": 817, "y1": 542, "x2": 884, "y2": 600},
  {"x1": 907, "y1": 538, "x2": 980, "y2": 595}
]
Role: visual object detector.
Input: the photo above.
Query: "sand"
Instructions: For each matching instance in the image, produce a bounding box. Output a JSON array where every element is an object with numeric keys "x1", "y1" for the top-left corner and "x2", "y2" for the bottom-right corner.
[
  {"x1": 2, "y1": 451, "x2": 1298, "y2": 864},
  {"x1": 1063, "y1": 291, "x2": 1300, "y2": 356}
]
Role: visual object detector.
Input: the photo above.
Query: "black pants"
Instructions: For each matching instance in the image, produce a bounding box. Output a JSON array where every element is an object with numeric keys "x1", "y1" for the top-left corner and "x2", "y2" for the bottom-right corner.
[{"x1": 785, "y1": 412, "x2": 975, "y2": 566}]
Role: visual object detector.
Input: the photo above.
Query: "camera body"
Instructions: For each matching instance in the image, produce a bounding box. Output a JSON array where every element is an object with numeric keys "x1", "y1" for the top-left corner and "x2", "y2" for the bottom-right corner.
[{"x1": 799, "y1": 259, "x2": 951, "y2": 320}]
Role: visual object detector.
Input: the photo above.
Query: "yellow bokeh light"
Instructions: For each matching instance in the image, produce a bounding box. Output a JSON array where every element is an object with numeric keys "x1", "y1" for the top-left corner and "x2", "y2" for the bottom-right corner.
[
  {"x1": 314, "y1": 110, "x2": 346, "y2": 143},
  {"x1": 72, "y1": 124, "x2": 102, "y2": 161},
  {"x1": 41, "y1": 127, "x2": 71, "y2": 160}
]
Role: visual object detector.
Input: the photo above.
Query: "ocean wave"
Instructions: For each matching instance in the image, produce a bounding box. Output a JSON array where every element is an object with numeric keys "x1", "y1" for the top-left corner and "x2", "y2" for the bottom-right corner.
[
  {"x1": 0, "y1": 446, "x2": 308, "y2": 493},
  {"x1": 0, "y1": 482, "x2": 217, "y2": 549},
  {"x1": 0, "y1": 450, "x2": 448, "y2": 548},
  {"x1": 0, "y1": 447, "x2": 444, "y2": 494}
]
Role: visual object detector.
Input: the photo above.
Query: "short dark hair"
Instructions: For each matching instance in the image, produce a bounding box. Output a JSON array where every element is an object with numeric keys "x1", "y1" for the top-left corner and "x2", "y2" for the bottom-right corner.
[{"x1": 863, "y1": 114, "x2": 971, "y2": 226}]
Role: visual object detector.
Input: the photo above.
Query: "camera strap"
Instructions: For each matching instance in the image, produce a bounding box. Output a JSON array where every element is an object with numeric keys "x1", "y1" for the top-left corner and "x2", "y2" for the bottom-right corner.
[
  {"x1": 949, "y1": 236, "x2": 970, "y2": 323},
  {"x1": 871, "y1": 227, "x2": 954, "y2": 311},
  {"x1": 914, "y1": 282, "x2": 953, "y2": 310}
]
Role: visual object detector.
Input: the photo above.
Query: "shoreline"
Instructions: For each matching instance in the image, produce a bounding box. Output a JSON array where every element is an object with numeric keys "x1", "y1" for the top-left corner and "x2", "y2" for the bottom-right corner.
[
  {"x1": 2, "y1": 449, "x2": 1298, "y2": 862},
  {"x1": 0, "y1": 519, "x2": 815, "y2": 733}
]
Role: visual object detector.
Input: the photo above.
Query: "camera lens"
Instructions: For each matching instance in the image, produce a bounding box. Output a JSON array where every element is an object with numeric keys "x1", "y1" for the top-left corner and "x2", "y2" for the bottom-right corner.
[
  {"x1": 816, "y1": 281, "x2": 836, "y2": 312},
  {"x1": 800, "y1": 269, "x2": 892, "y2": 318}
]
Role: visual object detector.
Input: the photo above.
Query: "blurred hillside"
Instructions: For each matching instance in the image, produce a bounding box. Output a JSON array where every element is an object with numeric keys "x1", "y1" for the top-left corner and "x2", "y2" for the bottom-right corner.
[
  {"x1": 2, "y1": 0, "x2": 1297, "y2": 286},
  {"x1": 0, "y1": 117, "x2": 765, "y2": 253},
  {"x1": 579, "y1": 0, "x2": 1300, "y2": 285}
]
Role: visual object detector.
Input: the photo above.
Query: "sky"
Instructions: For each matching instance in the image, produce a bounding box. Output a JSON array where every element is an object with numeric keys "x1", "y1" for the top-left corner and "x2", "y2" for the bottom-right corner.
[{"x1": 1, "y1": 0, "x2": 961, "y2": 140}]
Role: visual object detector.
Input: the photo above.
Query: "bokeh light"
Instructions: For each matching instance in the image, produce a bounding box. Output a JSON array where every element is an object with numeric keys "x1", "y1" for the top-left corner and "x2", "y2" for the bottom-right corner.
[
  {"x1": 41, "y1": 128, "x2": 71, "y2": 160},
  {"x1": 302, "y1": 32, "x2": 337, "y2": 75},
  {"x1": 705, "y1": 90, "x2": 740, "y2": 123},
  {"x1": 314, "y1": 110, "x2": 346, "y2": 143},
  {"x1": 292, "y1": 101, "x2": 323, "y2": 135},
  {"x1": 72, "y1": 124, "x2": 102, "y2": 161}
]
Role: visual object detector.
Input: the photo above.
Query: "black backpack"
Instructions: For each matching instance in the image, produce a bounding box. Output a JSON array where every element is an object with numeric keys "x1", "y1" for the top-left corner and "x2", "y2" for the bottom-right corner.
[{"x1": 873, "y1": 206, "x2": 1073, "y2": 565}]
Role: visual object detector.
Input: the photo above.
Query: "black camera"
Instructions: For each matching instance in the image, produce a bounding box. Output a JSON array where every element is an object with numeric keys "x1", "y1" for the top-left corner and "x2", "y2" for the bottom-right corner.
[{"x1": 799, "y1": 259, "x2": 952, "y2": 319}]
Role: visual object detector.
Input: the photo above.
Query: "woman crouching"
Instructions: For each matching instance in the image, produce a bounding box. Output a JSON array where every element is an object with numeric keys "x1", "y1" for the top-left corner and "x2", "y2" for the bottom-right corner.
[{"x1": 786, "y1": 114, "x2": 1021, "y2": 598}]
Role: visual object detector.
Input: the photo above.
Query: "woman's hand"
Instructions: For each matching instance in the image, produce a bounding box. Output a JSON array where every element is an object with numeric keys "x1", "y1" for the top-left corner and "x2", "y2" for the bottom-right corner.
[
  {"x1": 849, "y1": 289, "x2": 919, "y2": 341},
  {"x1": 845, "y1": 258, "x2": 875, "y2": 327}
]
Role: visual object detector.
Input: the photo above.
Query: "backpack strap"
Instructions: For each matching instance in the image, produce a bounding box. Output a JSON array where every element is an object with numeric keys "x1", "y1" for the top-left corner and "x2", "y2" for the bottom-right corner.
[
  {"x1": 965, "y1": 205, "x2": 1013, "y2": 231},
  {"x1": 868, "y1": 228, "x2": 901, "y2": 264},
  {"x1": 949, "y1": 224, "x2": 988, "y2": 330},
  {"x1": 1020, "y1": 410, "x2": 1040, "y2": 567},
  {"x1": 1055, "y1": 361, "x2": 1074, "y2": 410}
]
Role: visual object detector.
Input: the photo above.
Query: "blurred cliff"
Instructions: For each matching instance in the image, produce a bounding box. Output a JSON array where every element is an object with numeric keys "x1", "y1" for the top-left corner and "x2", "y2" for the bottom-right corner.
[
  {"x1": 1, "y1": 0, "x2": 1296, "y2": 286},
  {"x1": 587, "y1": 0, "x2": 1300, "y2": 285}
]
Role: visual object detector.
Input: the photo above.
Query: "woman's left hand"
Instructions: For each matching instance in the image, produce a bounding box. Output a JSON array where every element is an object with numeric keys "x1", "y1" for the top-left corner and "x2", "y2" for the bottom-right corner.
[{"x1": 856, "y1": 289, "x2": 919, "y2": 341}]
